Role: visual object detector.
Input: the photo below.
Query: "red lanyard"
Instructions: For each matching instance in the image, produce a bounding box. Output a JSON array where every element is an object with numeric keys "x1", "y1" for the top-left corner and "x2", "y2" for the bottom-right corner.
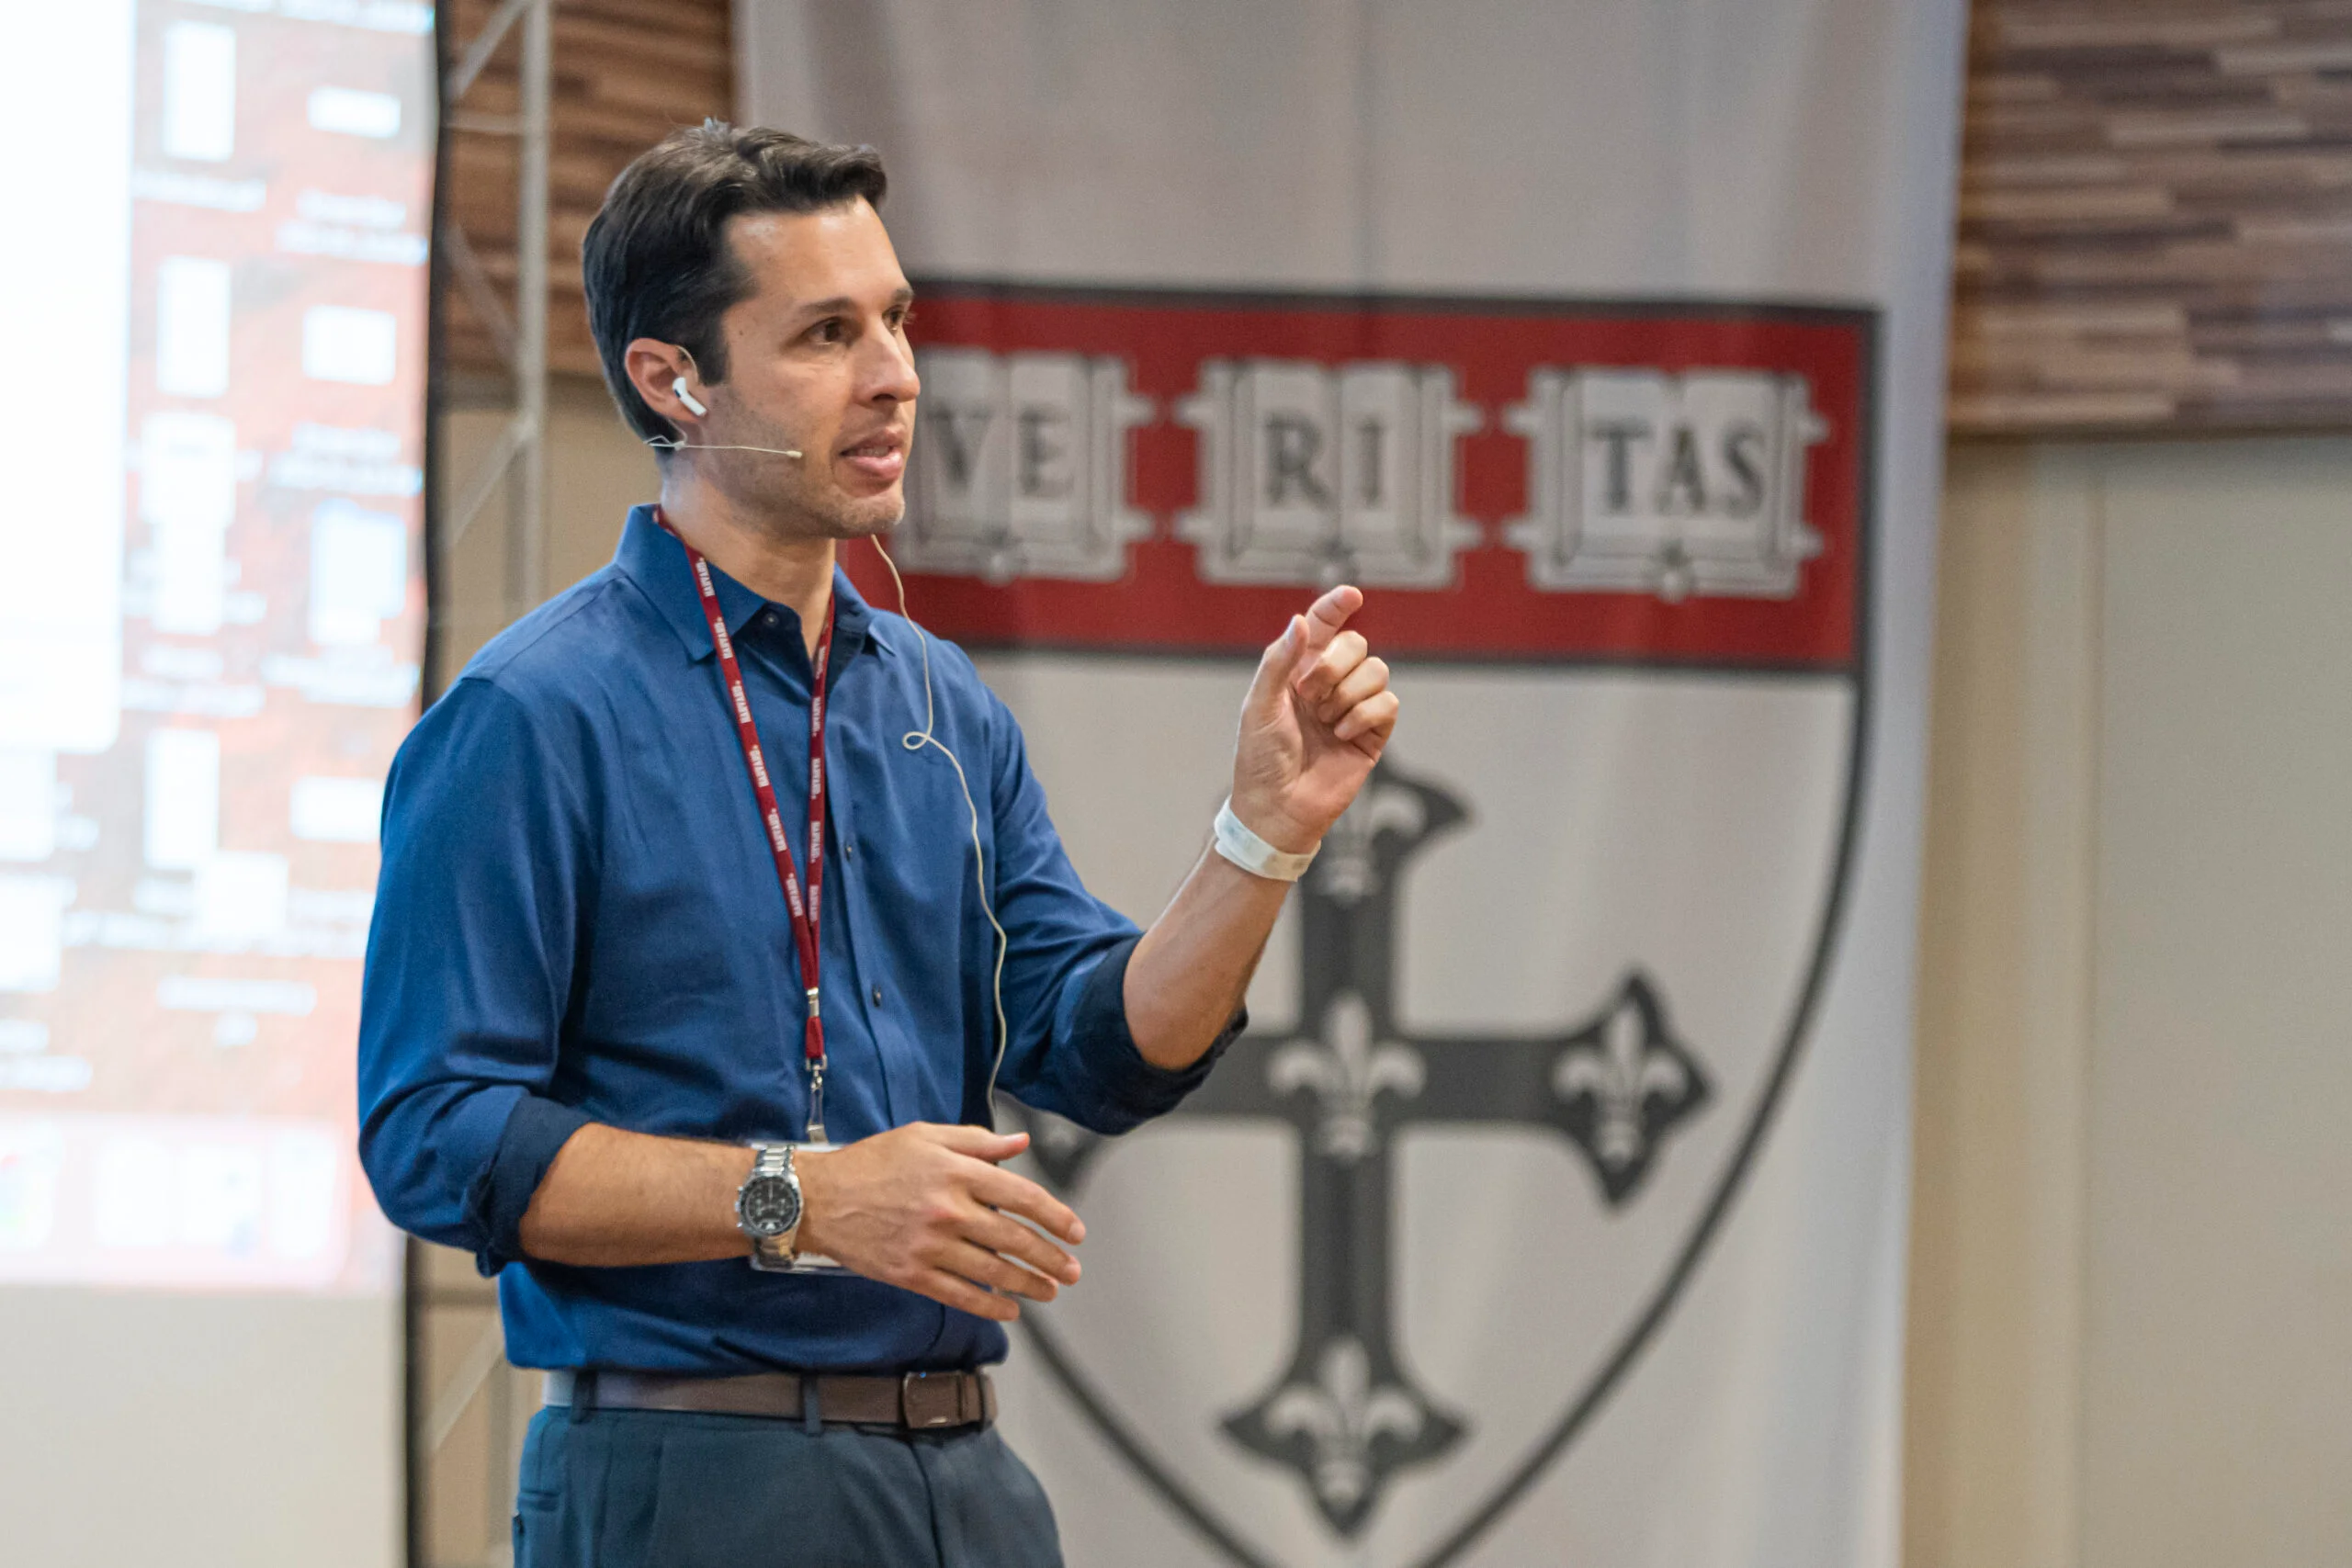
[{"x1": 654, "y1": 507, "x2": 837, "y2": 1143}]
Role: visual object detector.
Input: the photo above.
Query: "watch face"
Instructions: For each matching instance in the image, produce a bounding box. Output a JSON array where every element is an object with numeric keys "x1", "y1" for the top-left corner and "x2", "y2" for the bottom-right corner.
[{"x1": 739, "y1": 1173, "x2": 801, "y2": 1239}]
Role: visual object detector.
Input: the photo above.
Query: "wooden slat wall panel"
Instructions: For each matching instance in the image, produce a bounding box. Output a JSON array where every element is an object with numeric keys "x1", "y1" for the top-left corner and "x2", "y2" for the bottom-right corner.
[
  {"x1": 446, "y1": 2, "x2": 2352, "y2": 434},
  {"x1": 1954, "y1": 2, "x2": 2352, "y2": 434},
  {"x1": 440, "y1": 0, "x2": 732, "y2": 381}
]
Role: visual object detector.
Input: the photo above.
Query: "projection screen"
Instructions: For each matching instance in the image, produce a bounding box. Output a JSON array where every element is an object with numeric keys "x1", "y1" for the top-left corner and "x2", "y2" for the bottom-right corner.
[
  {"x1": 0, "y1": 4, "x2": 429, "y2": 1560},
  {"x1": 0, "y1": 0, "x2": 430, "y2": 1294}
]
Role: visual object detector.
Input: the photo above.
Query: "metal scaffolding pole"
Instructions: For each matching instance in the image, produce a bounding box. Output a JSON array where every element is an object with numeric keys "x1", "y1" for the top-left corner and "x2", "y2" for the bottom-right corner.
[
  {"x1": 509, "y1": 0, "x2": 551, "y2": 611},
  {"x1": 435, "y1": 0, "x2": 551, "y2": 621},
  {"x1": 417, "y1": 4, "x2": 554, "y2": 1562}
]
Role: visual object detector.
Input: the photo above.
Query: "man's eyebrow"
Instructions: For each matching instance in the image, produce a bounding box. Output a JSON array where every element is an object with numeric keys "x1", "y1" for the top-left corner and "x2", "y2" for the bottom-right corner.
[{"x1": 791, "y1": 287, "x2": 917, "y2": 320}]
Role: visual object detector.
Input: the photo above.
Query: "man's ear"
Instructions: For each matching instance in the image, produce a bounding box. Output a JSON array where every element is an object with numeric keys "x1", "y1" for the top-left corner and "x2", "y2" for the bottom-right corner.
[{"x1": 625, "y1": 338, "x2": 700, "y2": 428}]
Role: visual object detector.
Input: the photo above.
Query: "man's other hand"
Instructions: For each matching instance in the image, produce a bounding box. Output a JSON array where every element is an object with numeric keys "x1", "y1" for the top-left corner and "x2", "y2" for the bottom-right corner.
[
  {"x1": 793, "y1": 1123, "x2": 1083, "y2": 1322},
  {"x1": 1229, "y1": 584, "x2": 1400, "y2": 855}
]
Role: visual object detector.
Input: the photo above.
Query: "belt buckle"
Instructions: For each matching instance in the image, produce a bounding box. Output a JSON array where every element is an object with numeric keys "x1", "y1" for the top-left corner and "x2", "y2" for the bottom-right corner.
[{"x1": 899, "y1": 1371, "x2": 966, "y2": 1429}]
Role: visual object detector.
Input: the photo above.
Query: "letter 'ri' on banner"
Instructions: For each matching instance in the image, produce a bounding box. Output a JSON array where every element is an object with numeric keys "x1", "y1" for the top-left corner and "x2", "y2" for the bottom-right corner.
[{"x1": 1178, "y1": 360, "x2": 1482, "y2": 589}]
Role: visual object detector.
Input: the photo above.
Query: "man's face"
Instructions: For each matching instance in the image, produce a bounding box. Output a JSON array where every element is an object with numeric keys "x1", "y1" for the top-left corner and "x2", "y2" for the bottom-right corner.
[{"x1": 697, "y1": 198, "x2": 919, "y2": 540}]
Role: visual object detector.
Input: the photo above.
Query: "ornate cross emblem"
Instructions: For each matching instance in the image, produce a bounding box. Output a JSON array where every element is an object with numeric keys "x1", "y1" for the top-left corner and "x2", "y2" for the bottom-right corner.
[{"x1": 1011, "y1": 755, "x2": 1713, "y2": 1535}]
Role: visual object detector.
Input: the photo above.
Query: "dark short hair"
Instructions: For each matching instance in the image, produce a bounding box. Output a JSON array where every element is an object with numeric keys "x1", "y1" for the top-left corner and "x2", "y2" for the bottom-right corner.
[{"x1": 582, "y1": 120, "x2": 888, "y2": 445}]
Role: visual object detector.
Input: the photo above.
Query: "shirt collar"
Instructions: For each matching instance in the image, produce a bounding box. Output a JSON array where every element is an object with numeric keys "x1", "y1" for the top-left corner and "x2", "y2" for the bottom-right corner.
[{"x1": 615, "y1": 503, "x2": 883, "y2": 669}]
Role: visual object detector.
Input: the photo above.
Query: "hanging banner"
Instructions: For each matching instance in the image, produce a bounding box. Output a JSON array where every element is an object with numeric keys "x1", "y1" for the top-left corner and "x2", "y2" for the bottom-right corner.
[{"x1": 741, "y1": 4, "x2": 1962, "y2": 1565}]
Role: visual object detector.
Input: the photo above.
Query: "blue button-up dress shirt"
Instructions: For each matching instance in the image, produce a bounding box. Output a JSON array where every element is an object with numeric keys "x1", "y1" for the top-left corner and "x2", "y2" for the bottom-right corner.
[{"x1": 358, "y1": 505, "x2": 1227, "y2": 1374}]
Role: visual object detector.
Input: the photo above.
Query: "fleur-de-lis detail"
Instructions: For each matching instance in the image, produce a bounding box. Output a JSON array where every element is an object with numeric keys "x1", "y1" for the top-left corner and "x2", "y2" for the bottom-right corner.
[
  {"x1": 1269, "y1": 993, "x2": 1424, "y2": 1160},
  {"x1": 1312, "y1": 783, "x2": 1427, "y2": 905},
  {"x1": 1550, "y1": 972, "x2": 1710, "y2": 1205},
  {"x1": 1557, "y1": 1004, "x2": 1685, "y2": 1170},
  {"x1": 1261, "y1": 1337, "x2": 1426, "y2": 1515}
]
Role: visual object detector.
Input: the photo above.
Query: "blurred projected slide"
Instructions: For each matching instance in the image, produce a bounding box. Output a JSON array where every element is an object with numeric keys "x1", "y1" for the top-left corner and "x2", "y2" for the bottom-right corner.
[{"x1": 0, "y1": 0, "x2": 434, "y2": 1292}]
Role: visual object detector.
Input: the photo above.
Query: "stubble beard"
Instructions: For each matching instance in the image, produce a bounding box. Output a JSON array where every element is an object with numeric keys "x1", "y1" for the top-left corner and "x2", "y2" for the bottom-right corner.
[
  {"x1": 710, "y1": 412, "x2": 907, "y2": 547},
  {"x1": 802, "y1": 470, "x2": 906, "y2": 544}
]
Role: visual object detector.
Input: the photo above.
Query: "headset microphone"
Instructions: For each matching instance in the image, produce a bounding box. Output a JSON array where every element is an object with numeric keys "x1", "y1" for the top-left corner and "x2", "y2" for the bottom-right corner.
[
  {"x1": 647, "y1": 385, "x2": 805, "y2": 461},
  {"x1": 661, "y1": 377, "x2": 804, "y2": 459},
  {"x1": 654, "y1": 360, "x2": 802, "y2": 458},
  {"x1": 649, "y1": 434, "x2": 808, "y2": 460}
]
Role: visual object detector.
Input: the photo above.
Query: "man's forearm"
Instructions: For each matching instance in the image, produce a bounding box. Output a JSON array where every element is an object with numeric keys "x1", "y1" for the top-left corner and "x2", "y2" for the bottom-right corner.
[
  {"x1": 516, "y1": 1123, "x2": 755, "y2": 1267},
  {"x1": 507, "y1": 1120, "x2": 1080, "y2": 1322},
  {"x1": 1119, "y1": 578, "x2": 1395, "y2": 1071},
  {"x1": 1124, "y1": 845, "x2": 1290, "y2": 1071}
]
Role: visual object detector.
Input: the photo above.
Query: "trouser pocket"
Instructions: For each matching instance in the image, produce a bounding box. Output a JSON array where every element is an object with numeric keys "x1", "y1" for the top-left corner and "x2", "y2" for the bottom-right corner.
[{"x1": 509, "y1": 1406, "x2": 574, "y2": 1568}]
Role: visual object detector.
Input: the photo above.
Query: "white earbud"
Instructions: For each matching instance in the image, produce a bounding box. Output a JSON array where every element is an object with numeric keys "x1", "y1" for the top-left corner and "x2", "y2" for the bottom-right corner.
[{"x1": 650, "y1": 353, "x2": 802, "y2": 458}]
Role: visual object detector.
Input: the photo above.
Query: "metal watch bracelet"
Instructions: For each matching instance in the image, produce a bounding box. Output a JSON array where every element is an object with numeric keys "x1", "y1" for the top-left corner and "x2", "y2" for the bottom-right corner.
[{"x1": 738, "y1": 1143, "x2": 801, "y2": 1271}]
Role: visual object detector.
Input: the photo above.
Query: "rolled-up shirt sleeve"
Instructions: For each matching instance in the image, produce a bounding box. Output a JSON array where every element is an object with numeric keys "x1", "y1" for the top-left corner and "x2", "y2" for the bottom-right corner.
[
  {"x1": 978, "y1": 692, "x2": 1242, "y2": 1134},
  {"x1": 357, "y1": 678, "x2": 595, "y2": 1274}
]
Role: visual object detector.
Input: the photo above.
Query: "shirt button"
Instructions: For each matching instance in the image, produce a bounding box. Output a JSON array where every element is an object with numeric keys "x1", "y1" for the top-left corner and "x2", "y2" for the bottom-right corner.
[
  {"x1": 842, "y1": 839, "x2": 854, "y2": 859},
  {"x1": 871, "y1": 986, "x2": 883, "y2": 1006}
]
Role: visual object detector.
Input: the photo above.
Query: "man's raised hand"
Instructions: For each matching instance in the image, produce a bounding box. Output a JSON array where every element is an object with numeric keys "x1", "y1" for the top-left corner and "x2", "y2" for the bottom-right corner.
[{"x1": 1229, "y1": 584, "x2": 1400, "y2": 856}]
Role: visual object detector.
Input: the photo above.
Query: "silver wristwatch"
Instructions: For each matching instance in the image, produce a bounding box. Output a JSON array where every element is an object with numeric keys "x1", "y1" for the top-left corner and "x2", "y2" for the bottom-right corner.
[{"x1": 735, "y1": 1143, "x2": 804, "y2": 1271}]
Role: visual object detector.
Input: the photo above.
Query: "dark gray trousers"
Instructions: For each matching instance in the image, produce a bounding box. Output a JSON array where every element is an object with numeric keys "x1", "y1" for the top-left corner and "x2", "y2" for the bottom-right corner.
[{"x1": 512, "y1": 1404, "x2": 1064, "y2": 1568}]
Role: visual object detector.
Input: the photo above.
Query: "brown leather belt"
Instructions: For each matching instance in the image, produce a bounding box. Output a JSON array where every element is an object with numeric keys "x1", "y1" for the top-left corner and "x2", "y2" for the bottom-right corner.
[{"x1": 542, "y1": 1368, "x2": 997, "y2": 1431}]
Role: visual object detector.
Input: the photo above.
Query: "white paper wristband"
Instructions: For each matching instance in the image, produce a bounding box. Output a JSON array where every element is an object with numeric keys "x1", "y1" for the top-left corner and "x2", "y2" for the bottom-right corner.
[{"x1": 1213, "y1": 797, "x2": 1318, "y2": 882}]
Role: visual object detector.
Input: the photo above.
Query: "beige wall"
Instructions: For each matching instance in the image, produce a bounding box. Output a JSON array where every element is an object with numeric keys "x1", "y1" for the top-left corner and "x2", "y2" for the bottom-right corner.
[
  {"x1": 1907, "y1": 437, "x2": 2352, "y2": 1568},
  {"x1": 434, "y1": 378, "x2": 661, "y2": 682},
  {"x1": 1908, "y1": 444, "x2": 2099, "y2": 1568}
]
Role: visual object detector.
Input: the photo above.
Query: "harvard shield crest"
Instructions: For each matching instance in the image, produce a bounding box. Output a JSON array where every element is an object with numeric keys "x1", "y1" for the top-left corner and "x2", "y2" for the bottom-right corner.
[{"x1": 846, "y1": 283, "x2": 1873, "y2": 1568}]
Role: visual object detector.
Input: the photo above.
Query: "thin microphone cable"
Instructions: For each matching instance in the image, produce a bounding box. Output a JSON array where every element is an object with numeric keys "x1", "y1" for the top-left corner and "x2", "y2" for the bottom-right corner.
[{"x1": 868, "y1": 535, "x2": 1014, "y2": 1116}]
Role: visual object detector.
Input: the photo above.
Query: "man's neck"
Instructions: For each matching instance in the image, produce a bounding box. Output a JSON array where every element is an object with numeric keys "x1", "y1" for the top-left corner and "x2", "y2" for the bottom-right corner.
[{"x1": 659, "y1": 468, "x2": 835, "y2": 657}]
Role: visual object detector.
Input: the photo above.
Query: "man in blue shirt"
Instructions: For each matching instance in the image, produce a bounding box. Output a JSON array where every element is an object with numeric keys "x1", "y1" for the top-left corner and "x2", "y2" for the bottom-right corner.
[{"x1": 358, "y1": 122, "x2": 1397, "y2": 1567}]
